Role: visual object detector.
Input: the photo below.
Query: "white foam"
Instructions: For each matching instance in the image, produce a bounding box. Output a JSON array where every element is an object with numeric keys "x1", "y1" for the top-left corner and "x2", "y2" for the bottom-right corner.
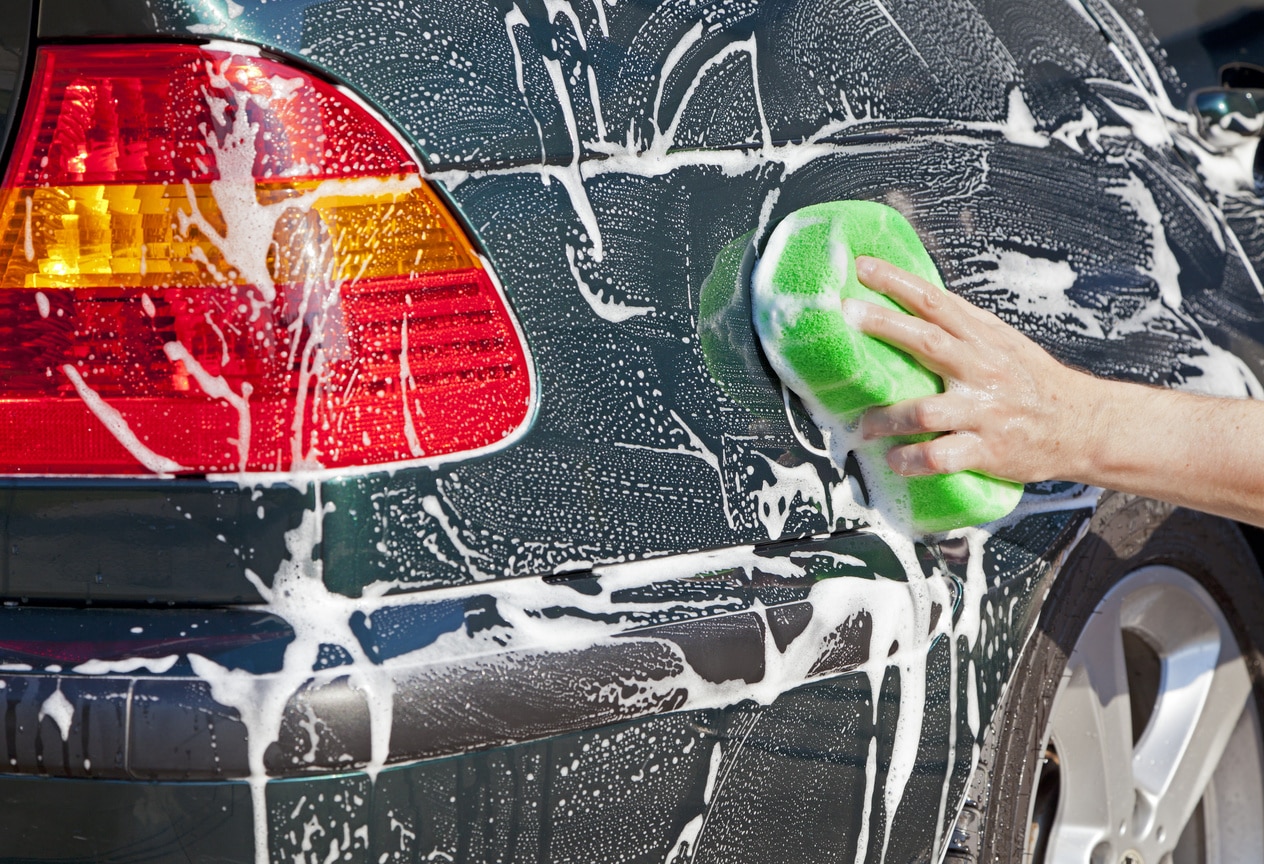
[
  {"x1": 566, "y1": 244, "x2": 654, "y2": 322},
  {"x1": 1107, "y1": 174, "x2": 1183, "y2": 321},
  {"x1": 162, "y1": 342, "x2": 253, "y2": 473},
  {"x1": 870, "y1": 0, "x2": 929, "y2": 70},
  {"x1": 702, "y1": 742, "x2": 722, "y2": 804},
  {"x1": 38, "y1": 687, "x2": 74, "y2": 742},
  {"x1": 958, "y1": 248, "x2": 1101, "y2": 338},
  {"x1": 650, "y1": 22, "x2": 705, "y2": 150},
  {"x1": 399, "y1": 317, "x2": 425, "y2": 458},
  {"x1": 615, "y1": 409, "x2": 736, "y2": 529},
  {"x1": 23, "y1": 195, "x2": 33, "y2": 261},
  {"x1": 62, "y1": 365, "x2": 185, "y2": 475},
  {"x1": 73, "y1": 656, "x2": 180, "y2": 675},
  {"x1": 750, "y1": 452, "x2": 830, "y2": 539},
  {"x1": 1050, "y1": 106, "x2": 1100, "y2": 154},
  {"x1": 538, "y1": 0, "x2": 606, "y2": 141},
  {"x1": 504, "y1": 5, "x2": 548, "y2": 161},
  {"x1": 189, "y1": 497, "x2": 397, "y2": 864},
  {"x1": 1001, "y1": 87, "x2": 1049, "y2": 149}
]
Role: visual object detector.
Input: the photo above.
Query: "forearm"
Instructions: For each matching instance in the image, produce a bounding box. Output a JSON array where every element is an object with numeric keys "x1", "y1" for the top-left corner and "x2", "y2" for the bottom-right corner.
[{"x1": 1072, "y1": 375, "x2": 1264, "y2": 527}]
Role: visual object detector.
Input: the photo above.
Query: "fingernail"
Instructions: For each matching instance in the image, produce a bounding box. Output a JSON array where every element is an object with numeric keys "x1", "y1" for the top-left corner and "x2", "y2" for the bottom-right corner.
[
  {"x1": 858, "y1": 411, "x2": 881, "y2": 440},
  {"x1": 841, "y1": 298, "x2": 865, "y2": 329},
  {"x1": 854, "y1": 256, "x2": 876, "y2": 278},
  {"x1": 887, "y1": 448, "x2": 919, "y2": 476}
]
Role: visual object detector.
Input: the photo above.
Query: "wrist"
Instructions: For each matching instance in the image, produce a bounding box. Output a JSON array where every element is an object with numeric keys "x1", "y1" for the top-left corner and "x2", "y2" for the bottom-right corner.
[{"x1": 1059, "y1": 368, "x2": 1117, "y2": 486}]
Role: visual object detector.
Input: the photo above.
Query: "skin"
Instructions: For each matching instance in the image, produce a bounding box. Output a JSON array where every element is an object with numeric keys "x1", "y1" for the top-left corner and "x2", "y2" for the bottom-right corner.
[{"x1": 845, "y1": 255, "x2": 1264, "y2": 528}]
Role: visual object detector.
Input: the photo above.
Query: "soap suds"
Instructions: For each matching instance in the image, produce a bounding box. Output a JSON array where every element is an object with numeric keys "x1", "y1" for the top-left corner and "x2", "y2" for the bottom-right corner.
[
  {"x1": 23, "y1": 195, "x2": 33, "y2": 261},
  {"x1": 567, "y1": 244, "x2": 655, "y2": 322},
  {"x1": 38, "y1": 687, "x2": 75, "y2": 742},
  {"x1": 128, "y1": 473, "x2": 1091, "y2": 862},
  {"x1": 62, "y1": 365, "x2": 186, "y2": 475},
  {"x1": 1000, "y1": 87, "x2": 1050, "y2": 149},
  {"x1": 958, "y1": 248, "x2": 1101, "y2": 338},
  {"x1": 162, "y1": 342, "x2": 253, "y2": 473},
  {"x1": 73, "y1": 656, "x2": 180, "y2": 675}
]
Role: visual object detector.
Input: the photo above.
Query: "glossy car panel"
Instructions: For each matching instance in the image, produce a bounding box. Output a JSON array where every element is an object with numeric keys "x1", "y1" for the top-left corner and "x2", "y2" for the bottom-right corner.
[
  {"x1": 3, "y1": 0, "x2": 1263, "y2": 861},
  {"x1": 3, "y1": 508, "x2": 1083, "y2": 863}
]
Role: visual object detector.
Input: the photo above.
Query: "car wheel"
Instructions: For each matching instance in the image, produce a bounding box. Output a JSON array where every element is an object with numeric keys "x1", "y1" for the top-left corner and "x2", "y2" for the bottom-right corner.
[{"x1": 959, "y1": 492, "x2": 1264, "y2": 864}]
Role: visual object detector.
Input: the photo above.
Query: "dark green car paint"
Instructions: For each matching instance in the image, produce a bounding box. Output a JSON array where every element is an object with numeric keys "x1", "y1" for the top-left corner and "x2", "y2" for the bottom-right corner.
[
  {"x1": 3, "y1": 0, "x2": 1263, "y2": 861},
  {"x1": 1, "y1": 507, "x2": 1086, "y2": 862},
  {"x1": 0, "y1": 0, "x2": 29, "y2": 163}
]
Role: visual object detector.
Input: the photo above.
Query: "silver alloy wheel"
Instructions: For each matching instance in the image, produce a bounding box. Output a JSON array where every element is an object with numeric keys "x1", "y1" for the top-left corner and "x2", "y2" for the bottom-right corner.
[{"x1": 1031, "y1": 565, "x2": 1264, "y2": 864}]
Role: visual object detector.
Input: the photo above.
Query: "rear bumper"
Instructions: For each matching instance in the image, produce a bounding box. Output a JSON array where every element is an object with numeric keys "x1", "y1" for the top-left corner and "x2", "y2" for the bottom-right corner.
[
  {"x1": 0, "y1": 532, "x2": 902, "y2": 781},
  {"x1": 0, "y1": 507, "x2": 1089, "y2": 863}
]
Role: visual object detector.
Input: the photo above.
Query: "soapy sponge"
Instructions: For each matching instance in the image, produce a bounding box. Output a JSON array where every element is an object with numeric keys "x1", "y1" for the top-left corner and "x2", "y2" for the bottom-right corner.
[{"x1": 751, "y1": 200, "x2": 1022, "y2": 533}]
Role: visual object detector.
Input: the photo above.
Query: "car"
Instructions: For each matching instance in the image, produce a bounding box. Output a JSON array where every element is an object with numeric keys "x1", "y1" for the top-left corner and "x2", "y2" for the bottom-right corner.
[{"x1": 3, "y1": 0, "x2": 1264, "y2": 862}]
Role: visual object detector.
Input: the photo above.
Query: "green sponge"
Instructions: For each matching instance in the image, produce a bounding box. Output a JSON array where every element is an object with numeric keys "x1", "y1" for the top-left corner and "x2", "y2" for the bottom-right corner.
[{"x1": 750, "y1": 200, "x2": 1023, "y2": 533}]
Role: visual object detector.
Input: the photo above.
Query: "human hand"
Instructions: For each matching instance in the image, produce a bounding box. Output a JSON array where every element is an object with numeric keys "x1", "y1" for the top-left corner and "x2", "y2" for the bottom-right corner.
[{"x1": 843, "y1": 256, "x2": 1102, "y2": 483}]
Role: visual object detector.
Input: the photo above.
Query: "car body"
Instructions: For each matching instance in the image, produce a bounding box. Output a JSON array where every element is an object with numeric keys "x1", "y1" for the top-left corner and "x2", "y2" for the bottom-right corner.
[{"x1": 2, "y1": 0, "x2": 1264, "y2": 862}]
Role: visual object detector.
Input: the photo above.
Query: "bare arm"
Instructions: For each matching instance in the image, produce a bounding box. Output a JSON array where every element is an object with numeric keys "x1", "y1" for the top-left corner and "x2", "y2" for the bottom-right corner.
[{"x1": 845, "y1": 255, "x2": 1264, "y2": 528}]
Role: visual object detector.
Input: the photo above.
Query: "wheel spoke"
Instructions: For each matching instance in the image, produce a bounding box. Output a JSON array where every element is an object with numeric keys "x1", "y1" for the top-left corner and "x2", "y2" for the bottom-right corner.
[
  {"x1": 1142, "y1": 638, "x2": 1251, "y2": 851},
  {"x1": 1078, "y1": 598, "x2": 1137, "y2": 807},
  {"x1": 1044, "y1": 598, "x2": 1136, "y2": 857},
  {"x1": 1035, "y1": 566, "x2": 1264, "y2": 864}
]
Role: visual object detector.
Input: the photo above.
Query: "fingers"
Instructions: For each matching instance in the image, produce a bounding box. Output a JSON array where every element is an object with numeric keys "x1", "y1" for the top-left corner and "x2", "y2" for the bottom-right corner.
[
  {"x1": 845, "y1": 256, "x2": 1046, "y2": 483},
  {"x1": 842, "y1": 298, "x2": 964, "y2": 379},
  {"x1": 854, "y1": 256, "x2": 976, "y2": 336},
  {"x1": 862, "y1": 394, "x2": 985, "y2": 476},
  {"x1": 860, "y1": 393, "x2": 973, "y2": 439},
  {"x1": 886, "y1": 433, "x2": 982, "y2": 477}
]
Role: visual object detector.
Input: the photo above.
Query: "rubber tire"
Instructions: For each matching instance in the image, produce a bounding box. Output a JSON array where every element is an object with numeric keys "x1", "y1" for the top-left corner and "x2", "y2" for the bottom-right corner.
[{"x1": 963, "y1": 492, "x2": 1264, "y2": 863}]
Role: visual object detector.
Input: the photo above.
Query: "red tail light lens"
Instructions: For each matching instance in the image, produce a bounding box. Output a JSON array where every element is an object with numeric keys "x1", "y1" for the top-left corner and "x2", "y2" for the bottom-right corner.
[{"x1": 0, "y1": 44, "x2": 532, "y2": 474}]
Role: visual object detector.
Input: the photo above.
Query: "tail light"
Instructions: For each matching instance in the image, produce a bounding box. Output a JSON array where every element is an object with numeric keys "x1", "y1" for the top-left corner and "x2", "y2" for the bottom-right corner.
[{"x1": 0, "y1": 44, "x2": 532, "y2": 474}]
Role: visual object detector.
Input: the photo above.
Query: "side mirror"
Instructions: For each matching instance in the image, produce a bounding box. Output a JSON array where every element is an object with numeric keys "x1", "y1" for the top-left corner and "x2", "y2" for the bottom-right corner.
[
  {"x1": 1189, "y1": 67, "x2": 1264, "y2": 197},
  {"x1": 1190, "y1": 87, "x2": 1264, "y2": 137},
  {"x1": 1191, "y1": 63, "x2": 1264, "y2": 139}
]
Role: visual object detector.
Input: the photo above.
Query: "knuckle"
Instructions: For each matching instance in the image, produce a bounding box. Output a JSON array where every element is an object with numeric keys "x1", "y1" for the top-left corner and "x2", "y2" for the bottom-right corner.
[
  {"x1": 920, "y1": 327, "x2": 947, "y2": 356},
  {"x1": 911, "y1": 401, "x2": 937, "y2": 430},
  {"x1": 923, "y1": 440, "x2": 959, "y2": 476}
]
